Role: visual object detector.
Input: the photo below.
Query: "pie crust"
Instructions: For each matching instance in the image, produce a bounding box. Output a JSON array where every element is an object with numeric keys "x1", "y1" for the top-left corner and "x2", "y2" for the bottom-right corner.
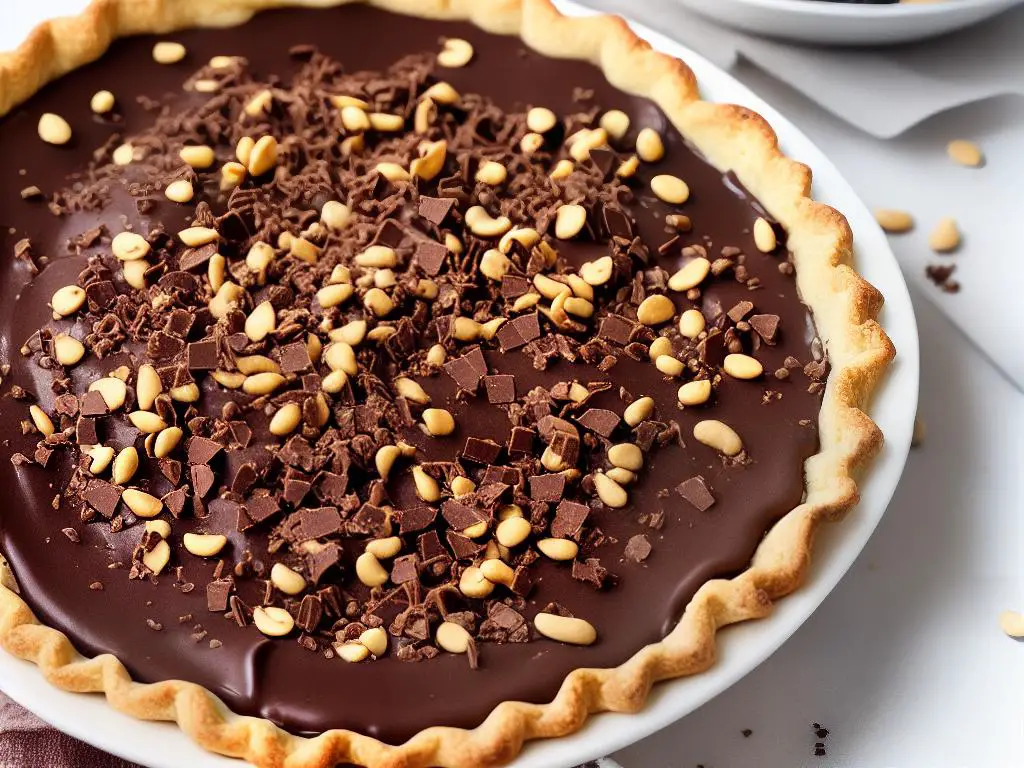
[{"x1": 0, "y1": 1, "x2": 896, "y2": 766}]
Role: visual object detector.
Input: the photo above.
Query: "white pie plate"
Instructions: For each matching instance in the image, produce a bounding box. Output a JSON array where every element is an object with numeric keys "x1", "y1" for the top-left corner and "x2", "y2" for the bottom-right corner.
[
  {"x1": 676, "y1": 0, "x2": 1024, "y2": 46},
  {"x1": 0, "y1": 2, "x2": 919, "y2": 767}
]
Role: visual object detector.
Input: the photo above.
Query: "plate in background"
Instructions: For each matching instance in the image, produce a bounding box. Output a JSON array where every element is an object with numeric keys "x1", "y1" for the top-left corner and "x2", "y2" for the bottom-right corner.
[{"x1": 677, "y1": 0, "x2": 1024, "y2": 45}]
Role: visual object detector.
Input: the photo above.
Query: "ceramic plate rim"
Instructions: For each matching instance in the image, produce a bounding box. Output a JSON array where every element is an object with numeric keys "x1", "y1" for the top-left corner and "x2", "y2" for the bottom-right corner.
[
  {"x1": 715, "y1": 0, "x2": 1018, "y2": 19},
  {"x1": 0, "y1": 3, "x2": 920, "y2": 767}
]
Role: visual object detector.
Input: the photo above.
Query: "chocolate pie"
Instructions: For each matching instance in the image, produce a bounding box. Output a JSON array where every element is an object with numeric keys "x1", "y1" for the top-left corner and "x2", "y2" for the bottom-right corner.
[{"x1": 0, "y1": 2, "x2": 894, "y2": 766}]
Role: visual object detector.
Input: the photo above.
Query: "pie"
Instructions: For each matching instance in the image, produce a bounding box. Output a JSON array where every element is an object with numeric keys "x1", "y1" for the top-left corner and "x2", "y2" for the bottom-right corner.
[{"x1": 0, "y1": 2, "x2": 895, "y2": 766}]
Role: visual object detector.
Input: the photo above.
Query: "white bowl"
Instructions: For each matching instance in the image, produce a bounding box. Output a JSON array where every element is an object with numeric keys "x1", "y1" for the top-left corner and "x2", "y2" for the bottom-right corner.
[
  {"x1": 0, "y1": 3, "x2": 920, "y2": 767},
  {"x1": 676, "y1": 0, "x2": 1024, "y2": 45}
]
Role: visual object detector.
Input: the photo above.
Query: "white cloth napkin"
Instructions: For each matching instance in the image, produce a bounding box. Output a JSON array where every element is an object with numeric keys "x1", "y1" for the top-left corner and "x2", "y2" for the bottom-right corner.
[{"x1": 583, "y1": 1, "x2": 1024, "y2": 138}]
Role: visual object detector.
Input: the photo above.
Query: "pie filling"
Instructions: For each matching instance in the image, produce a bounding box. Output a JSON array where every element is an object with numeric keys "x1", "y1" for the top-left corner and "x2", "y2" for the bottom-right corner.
[{"x1": 0, "y1": 5, "x2": 826, "y2": 742}]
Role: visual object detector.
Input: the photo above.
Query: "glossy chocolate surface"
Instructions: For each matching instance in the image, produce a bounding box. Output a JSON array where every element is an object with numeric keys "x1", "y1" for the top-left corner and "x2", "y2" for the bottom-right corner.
[{"x1": 0, "y1": 5, "x2": 821, "y2": 742}]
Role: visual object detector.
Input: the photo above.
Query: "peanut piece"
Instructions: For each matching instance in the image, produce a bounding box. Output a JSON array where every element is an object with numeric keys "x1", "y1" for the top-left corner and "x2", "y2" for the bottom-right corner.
[
  {"x1": 183, "y1": 533, "x2": 227, "y2": 557},
  {"x1": 723, "y1": 353, "x2": 763, "y2": 380},
  {"x1": 651, "y1": 174, "x2": 690, "y2": 205},
  {"x1": 753, "y1": 217, "x2": 777, "y2": 253},
  {"x1": 51, "y1": 285, "x2": 86, "y2": 317},
  {"x1": 152, "y1": 41, "x2": 186, "y2": 64},
  {"x1": 693, "y1": 419, "x2": 744, "y2": 456},
  {"x1": 253, "y1": 606, "x2": 294, "y2": 637},
  {"x1": 436, "y1": 621, "x2": 472, "y2": 654},
  {"x1": 121, "y1": 489, "x2": 162, "y2": 518},
  {"x1": 678, "y1": 379, "x2": 712, "y2": 406},
  {"x1": 534, "y1": 612, "x2": 597, "y2": 646},
  {"x1": 270, "y1": 562, "x2": 306, "y2": 595},
  {"x1": 355, "y1": 551, "x2": 389, "y2": 587},
  {"x1": 37, "y1": 113, "x2": 72, "y2": 145},
  {"x1": 636, "y1": 294, "x2": 675, "y2": 326},
  {"x1": 437, "y1": 38, "x2": 474, "y2": 68}
]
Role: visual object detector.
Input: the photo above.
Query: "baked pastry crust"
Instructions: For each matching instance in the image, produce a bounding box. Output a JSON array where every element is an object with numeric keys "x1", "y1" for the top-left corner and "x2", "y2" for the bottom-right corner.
[{"x1": 0, "y1": 1, "x2": 896, "y2": 766}]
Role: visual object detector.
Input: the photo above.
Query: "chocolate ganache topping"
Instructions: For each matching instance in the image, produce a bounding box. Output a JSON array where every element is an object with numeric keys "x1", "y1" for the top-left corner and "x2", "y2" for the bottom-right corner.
[{"x1": 0, "y1": 5, "x2": 826, "y2": 742}]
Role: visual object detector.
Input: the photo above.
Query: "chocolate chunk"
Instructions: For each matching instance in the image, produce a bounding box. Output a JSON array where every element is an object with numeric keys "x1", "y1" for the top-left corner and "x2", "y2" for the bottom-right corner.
[
  {"x1": 349, "y1": 503, "x2": 390, "y2": 537},
  {"x1": 603, "y1": 206, "x2": 633, "y2": 239},
  {"x1": 443, "y1": 347, "x2": 487, "y2": 392},
  {"x1": 283, "y1": 478, "x2": 312, "y2": 506},
  {"x1": 460, "y1": 437, "x2": 502, "y2": 465},
  {"x1": 305, "y1": 543, "x2": 342, "y2": 583},
  {"x1": 749, "y1": 314, "x2": 780, "y2": 344},
  {"x1": 552, "y1": 500, "x2": 589, "y2": 540},
  {"x1": 588, "y1": 148, "x2": 617, "y2": 181},
  {"x1": 577, "y1": 408, "x2": 620, "y2": 437},
  {"x1": 187, "y1": 340, "x2": 218, "y2": 370},
  {"x1": 79, "y1": 390, "x2": 108, "y2": 417},
  {"x1": 228, "y1": 595, "x2": 249, "y2": 627},
  {"x1": 676, "y1": 475, "x2": 715, "y2": 511},
  {"x1": 500, "y1": 274, "x2": 530, "y2": 298},
  {"x1": 510, "y1": 565, "x2": 533, "y2": 597},
  {"x1": 148, "y1": 331, "x2": 185, "y2": 360},
  {"x1": 178, "y1": 243, "x2": 218, "y2": 271},
  {"x1": 84, "y1": 481, "x2": 120, "y2": 519},
  {"x1": 572, "y1": 557, "x2": 609, "y2": 588},
  {"x1": 417, "y1": 530, "x2": 446, "y2": 561},
  {"x1": 446, "y1": 531, "x2": 483, "y2": 560},
  {"x1": 190, "y1": 464, "x2": 215, "y2": 499},
  {"x1": 164, "y1": 308, "x2": 194, "y2": 338},
  {"x1": 373, "y1": 219, "x2": 408, "y2": 249},
  {"x1": 549, "y1": 430, "x2": 580, "y2": 466},
  {"x1": 397, "y1": 505, "x2": 436, "y2": 534},
  {"x1": 507, "y1": 426, "x2": 535, "y2": 458},
  {"x1": 441, "y1": 499, "x2": 484, "y2": 530},
  {"x1": 187, "y1": 436, "x2": 222, "y2": 465},
  {"x1": 162, "y1": 487, "x2": 189, "y2": 518},
  {"x1": 418, "y1": 196, "x2": 456, "y2": 226},
  {"x1": 280, "y1": 341, "x2": 312, "y2": 373},
  {"x1": 624, "y1": 534, "x2": 652, "y2": 562},
  {"x1": 158, "y1": 271, "x2": 200, "y2": 297},
  {"x1": 529, "y1": 473, "x2": 565, "y2": 502},
  {"x1": 474, "y1": 482, "x2": 509, "y2": 509},
  {"x1": 598, "y1": 314, "x2": 635, "y2": 345},
  {"x1": 229, "y1": 421, "x2": 252, "y2": 449},
  {"x1": 414, "y1": 240, "x2": 448, "y2": 276},
  {"x1": 75, "y1": 416, "x2": 98, "y2": 445},
  {"x1": 292, "y1": 507, "x2": 343, "y2": 541},
  {"x1": 158, "y1": 458, "x2": 182, "y2": 485},
  {"x1": 280, "y1": 435, "x2": 314, "y2": 471},
  {"x1": 296, "y1": 595, "x2": 323, "y2": 633},
  {"x1": 467, "y1": 468, "x2": 506, "y2": 493},
  {"x1": 35, "y1": 445, "x2": 54, "y2": 468},
  {"x1": 496, "y1": 312, "x2": 540, "y2": 352},
  {"x1": 483, "y1": 374, "x2": 515, "y2": 404},
  {"x1": 231, "y1": 462, "x2": 258, "y2": 496},
  {"x1": 84, "y1": 280, "x2": 117, "y2": 312},
  {"x1": 206, "y1": 579, "x2": 233, "y2": 612},
  {"x1": 315, "y1": 472, "x2": 349, "y2": 505},
  {"x1": 698, "y1": 329, "x2": 727, "y2": 367},
  {"x1": 245, "y1": 494, "x2": 280, "y2": 524},
  {"x1": 479, "y1": 603, "x2": 528, "y2": 644},
  {"x1": 390, "y1": 554, "x2": 419, "y2": 584},
  {"x1": 727, "y1": 301, "x2": 754, "y2": 323}
]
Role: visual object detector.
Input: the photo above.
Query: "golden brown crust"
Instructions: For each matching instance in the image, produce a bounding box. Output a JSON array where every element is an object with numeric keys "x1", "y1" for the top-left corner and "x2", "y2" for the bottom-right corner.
[{"x1": 0, "y1": 1, "x2": 896, "y2": 766}]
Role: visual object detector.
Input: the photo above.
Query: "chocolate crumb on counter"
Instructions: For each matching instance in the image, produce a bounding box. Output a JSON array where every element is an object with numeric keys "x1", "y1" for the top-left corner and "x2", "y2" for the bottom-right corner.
[{"x1": 925, "y1": 264, "x2": 960, "y2": 294}]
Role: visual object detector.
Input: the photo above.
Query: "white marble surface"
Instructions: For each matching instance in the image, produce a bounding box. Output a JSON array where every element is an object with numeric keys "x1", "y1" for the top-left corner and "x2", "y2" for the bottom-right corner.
[
  {"x1": 611, "y1": 51, "x2": 1024, "y2": 768},
  {"x1": 2, "y1": 3, "x2": 1022, "y2": 768}
]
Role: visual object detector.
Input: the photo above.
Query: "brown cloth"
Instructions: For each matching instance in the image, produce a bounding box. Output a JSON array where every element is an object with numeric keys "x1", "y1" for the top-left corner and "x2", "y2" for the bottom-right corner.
[{"x1": 0, "y1": 692, "x2": 138, "y2": 767}]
